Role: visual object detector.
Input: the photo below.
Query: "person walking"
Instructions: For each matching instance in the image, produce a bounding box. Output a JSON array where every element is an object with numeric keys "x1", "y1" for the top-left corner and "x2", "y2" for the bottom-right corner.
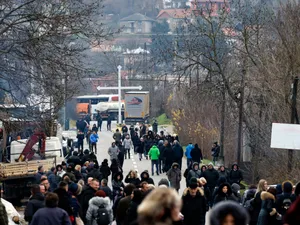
[
  {"x1": 191, "y1": 143, "x2": 203, "y2": 164},
  {"x1": 24, "y1": 184, "x2": 45, "y2": 223},
  {"x1": 185, "y1": 143, "x2": 194, "y2": 168},
  {"x1": 203, "y1": 163, "x2": 219, "y2": 207},
  {"x1": 148, "y1": 144, "x2": 160, "y2": 176},
  {"x1": 108, "y1": 142, "x2": 119, "y2": 162},
  {"x1": 89, "y1": 131, "x2": 99, "y2": 154},
  {"x1": 113, "y1": 129, "x2": 122, "y2": 143},
  {"x1": 107, "y1": 114, "x2": 112, "y2": 131},
  {"x1": 211, "y1": 142, "x2": 220, "y2": 165},
  {"x1": 30, "y1": 193, "x2": 71, "y2": 225},
  {"x1": 96, "y1": 112, "x2": 103, "y2": 132},
  {"x1": 123, "y1": 134, "x2": 133, "y2": 159},
  {"x1": 163, "y1": 141, "x2": 174, "y2": 172},
  {"x1": 228, "y1": 163, "x2": 243, "y2": 185},
  {"x1": 152, "y1": 120, "x2": 158, "y2": 134},
  {"x1": 140, "y1": 170, "x2": 155, "y2": 185},
  {"x1": 213, "y1": 182, "x2": 236, "y2": 206},
  {"x1": 172, "y1": 140, "x2": 184, "y2": 170},
  {"x1": 136, "y1": 137, "x2": 145, "y2": 161},
  {"x1": 187, "y1": 162, "x2": 202, "y2": 187},
  {"x1": 157, "y1": 140, "x2": 165, "y2": 173},
  {"x1": 167, "y1": 162, "x2": 181, "y2": 192}
]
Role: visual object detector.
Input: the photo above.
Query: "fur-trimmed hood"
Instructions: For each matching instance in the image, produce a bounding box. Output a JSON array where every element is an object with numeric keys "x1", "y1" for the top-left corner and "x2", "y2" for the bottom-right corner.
[
  {"x1": 217, "y1": 183, "x2": 233, "y2": 196},
  {"x1": 183, "y1": 187, "x2": 204, "y2": 196},
  {"x1": 89, "y1": 196, "x2": 110, "y2": 208},
  {"x1": 113, "y1": 172, "x2": 124, "y2": 181},
  {"x1": 171, "y1": 162, "x2": 179, "y2": 169},
  {"x1": 261, "y1": 191, "x2": 275, "y2": 201}
]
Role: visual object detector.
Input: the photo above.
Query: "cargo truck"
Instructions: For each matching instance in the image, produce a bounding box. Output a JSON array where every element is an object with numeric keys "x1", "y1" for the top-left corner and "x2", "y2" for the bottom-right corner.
[{"x1": 124, "y1": 91, "x2": 150, "y2": 124}]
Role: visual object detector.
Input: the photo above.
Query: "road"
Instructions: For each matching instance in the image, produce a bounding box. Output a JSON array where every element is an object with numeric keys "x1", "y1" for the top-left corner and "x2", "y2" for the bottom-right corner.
[{"x1": 93, "y1": 121, "x2": 211, "y2": 225}]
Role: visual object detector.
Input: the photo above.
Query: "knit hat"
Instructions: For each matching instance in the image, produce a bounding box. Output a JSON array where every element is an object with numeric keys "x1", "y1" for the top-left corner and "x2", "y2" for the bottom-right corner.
[
  {"x1": 158, "y1": 178, "x2": 170, "y2": 187},
  {"x1": 189, "y1": 177, "x2": 198, "y2": 189},
  {"x1": 95, "y1": 190, "x2": 106, "y2": 198},
  {"x1": 69, "y1": 182, "x2": 78, "y2": 195}
]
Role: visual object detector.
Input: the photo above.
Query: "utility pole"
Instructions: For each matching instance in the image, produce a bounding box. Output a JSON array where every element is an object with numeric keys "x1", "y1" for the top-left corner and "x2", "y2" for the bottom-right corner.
[
  {"x1": 288, "y1": 76, "x2": 299, "y2": 172},
  {"x1": 237, "y1": 68, "x2": 246, "y2": 165},
  {"x1": 117, "y1": 65, "x2": 122, "y2": 124}
]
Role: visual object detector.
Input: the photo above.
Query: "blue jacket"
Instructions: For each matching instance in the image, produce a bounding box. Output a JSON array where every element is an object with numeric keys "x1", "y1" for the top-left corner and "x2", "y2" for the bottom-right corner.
[
  {"x1": 185, "y1": 144, "x2": 194, "y2": 159},
  {"x1": 30, "y1": 207, "x2": 71, "y2": 225},
  {"x1": 90, "y1": 133, "x2": 99, "y2": 143}
]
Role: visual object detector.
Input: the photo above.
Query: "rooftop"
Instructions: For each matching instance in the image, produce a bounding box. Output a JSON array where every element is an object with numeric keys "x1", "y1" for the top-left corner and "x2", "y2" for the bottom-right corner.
[{"x1": 120, "y1": 13, "x2": 155, "y2": 22}]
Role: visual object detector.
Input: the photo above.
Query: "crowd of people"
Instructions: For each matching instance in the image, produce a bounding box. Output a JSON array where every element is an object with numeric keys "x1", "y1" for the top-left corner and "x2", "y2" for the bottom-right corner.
[{"x1": 1, "y1": 121, "x2": 300, "y2": 225}]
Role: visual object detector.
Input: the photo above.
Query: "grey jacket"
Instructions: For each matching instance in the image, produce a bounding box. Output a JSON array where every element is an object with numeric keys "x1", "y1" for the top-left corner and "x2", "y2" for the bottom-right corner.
[
  {"x1": 123, "y1": 138, "x2": 133, "y2": 149},
  {"x1": 167, "y1": 163, "x2": 181, "y2": 190},
  {"x1": 108, "y1": 146, "x2": 119, "y2": 161},
  {"x1": 86, "y1": 197, "x2": 113, "y2": 225}
]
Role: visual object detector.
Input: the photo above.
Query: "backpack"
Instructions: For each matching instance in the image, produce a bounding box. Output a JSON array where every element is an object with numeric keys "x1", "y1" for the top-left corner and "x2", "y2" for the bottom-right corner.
[
  {"x1": 282, "y1": 198, "x2": 292, "y2": 211},
  {"x1": 96, "y1": 207, "x2": 110, "y2": 225},
  {"x1": 244, "y1": 198, "x2": 254, "y2": 212}
]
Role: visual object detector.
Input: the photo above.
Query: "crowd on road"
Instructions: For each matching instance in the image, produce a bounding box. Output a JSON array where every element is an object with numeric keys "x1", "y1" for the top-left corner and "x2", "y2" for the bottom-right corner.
[{"x1": 1, "y1": 122, "x2": 300, "y2": 225}]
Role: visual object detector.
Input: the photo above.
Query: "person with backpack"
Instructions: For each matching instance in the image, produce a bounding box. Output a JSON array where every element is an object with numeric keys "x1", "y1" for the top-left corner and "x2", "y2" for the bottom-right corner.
[
  {"x1": 86, "y1": 190, "x2": 113, "y2": 225},
  {"x1": 276, "y1": 181, "x2": 296, "y2": 222}
]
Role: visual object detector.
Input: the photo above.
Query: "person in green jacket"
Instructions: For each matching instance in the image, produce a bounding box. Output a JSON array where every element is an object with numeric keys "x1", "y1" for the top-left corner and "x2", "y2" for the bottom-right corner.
[{"x1": 148, "y1": 145, "x2": 160, "y2": 176}]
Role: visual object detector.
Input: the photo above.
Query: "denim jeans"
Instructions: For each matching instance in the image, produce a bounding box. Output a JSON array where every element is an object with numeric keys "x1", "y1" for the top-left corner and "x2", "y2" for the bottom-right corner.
[{"x1": 151, "y1": 160, "x2": 159, "y2": 175}]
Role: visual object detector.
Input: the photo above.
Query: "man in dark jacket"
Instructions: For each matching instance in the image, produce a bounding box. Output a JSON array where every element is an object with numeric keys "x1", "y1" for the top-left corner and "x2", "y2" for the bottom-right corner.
[
  {"x1": 113, "y1": 129, "x2": 122, "y2": 142},
  {"x1": 87, "y1": 164, "x2": 102, "y2": 181},
  {"x1": 80, "y1": 179, "x2": 99, "y2": 222},
  {"x1": 182, "y1": 178, "x2": 207, "y2": 225},
  {"x1": 76, "y1": 118, "x2": 87, "y2": 132},
  {"x1": 67, "y1": 151, "x2": 81, "y2": 166},
  {"x1": 34, "y1": 165, "x2": 44, "y2": 184},
  {"x1": 187, "y1": 162, "x2": 202, "y2": 187},
  {"x1": 116, "y1": 184, "x2": 136, "y2": 225},
  {"x1": 140, "y1": 170, "x2": 155, "y2": 185},
  {"x1": 228, "y1": 164, "x2": 243, "y2": 184},
  {"x1": 211, "y1": 142, "x2": 220, "y2": 165},
  {"x1": 191, "y1": 144, "x2": 203, "y2": 164},
  {"x1": 24, "y1": 184, "x2": 45, "y2": 223},
  {"x1": 47, "y1": 167, "x2": 61, "y2": 192},
  {"x1": 172, "y1": 140, "x2": 184, "y2": 170},
  {"x1": 276, "y1": 181, "x2": 296, "y2": 218},
  {"x1": 203, "y1": 163, "x2": 219, "y2": 207},
  {"x1": 53, "y1": 181, "x2": 73, "y2": 217}
]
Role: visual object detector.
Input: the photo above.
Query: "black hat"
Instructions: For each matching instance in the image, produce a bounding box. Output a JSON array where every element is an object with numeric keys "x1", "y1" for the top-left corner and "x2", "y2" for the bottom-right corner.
[{"x1": 189, "y1": 177, "x2": 198, "y2": 189}]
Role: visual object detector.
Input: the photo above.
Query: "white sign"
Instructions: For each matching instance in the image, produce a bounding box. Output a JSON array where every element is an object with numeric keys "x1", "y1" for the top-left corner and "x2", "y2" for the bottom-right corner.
[{"x1": 271, "y1": 123, "x2": 300, "y2": 150}]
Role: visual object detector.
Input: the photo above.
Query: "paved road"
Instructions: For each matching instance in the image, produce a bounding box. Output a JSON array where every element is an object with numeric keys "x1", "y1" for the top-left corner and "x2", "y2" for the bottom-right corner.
[{"x1": 93, "y1": 121, "x2": 211, "y2": 225}]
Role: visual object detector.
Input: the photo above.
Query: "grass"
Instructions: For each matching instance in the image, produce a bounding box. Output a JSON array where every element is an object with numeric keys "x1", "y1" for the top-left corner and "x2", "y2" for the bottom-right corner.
[{"x1": 156, "y1": 113, "x2": 172, "y2": 125}]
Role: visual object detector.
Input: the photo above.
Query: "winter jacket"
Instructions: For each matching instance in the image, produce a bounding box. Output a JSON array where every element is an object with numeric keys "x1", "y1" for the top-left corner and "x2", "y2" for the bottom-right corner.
[
  {"x1": 163, "y1": 145, "x2": 174, "y2": 166},
  {"x1": 158, "y1": 142, "x2": 165, "y2": 159},
  {"x1": 211, "y1": 145, "x2": 220, "y2": 157},
  {"x1": 284, "y1": 197, "x2": 300, "y2": 225},
  {"x1": 113, "y1": 132, "x2": 122, "y2": 142},
  {"x1": 0, "y1": 199, "x2": 8, "y2": 225},
  {"x1": 140, "y1": 171, "x2": 155, "y2": 185},
  {"x1": 79, "y1": 186, "x2": 97, "y2": 219},
  {"x1": 228, "y1": 164, "x2": 243, "y2": 184},
  {"x1": 131, "y1": 132, "x2": 139, "y2": 146},
  {"x1": 190, "y1": 146, "x2": 203, "y2": 163},
  {"x1": 24, "y1": 193, "x2": 45, "y2": 223},
  {"x1": 47, "y1": 171, "x2": 61, "y2": 192},
  {"x1": 116, "y1": 196, "x2": 131, "y2": 224},
  {"x1": 108, "y1": 146, "x2": 119, "y2": 161},
  {"x1": 250, "y1": 191, "x2": 263, "y2": 225},
  {"x1": 187, "y1": 162, "x2": 202, "y2": 185},
  {"x1": 90, "y1": 134, "x2": 99, "y2": 144},
  {"x1": 276, "y1": 192, "x2": 296, "y2": 217},
  {"x1": 125, "y1": 176, "x2": 141, "y2": 187},
  {"x1": 100, "y1": 186, "x2": 113, "y2": 200},
  {"x1": 123, "y1": 138, "x2": 133, "y2": 149},
  {"x1": 203, "y1": 168, "x2": 219, "y2": 188},
  {"x1": 53, "y1": 188, "x2": 73, "y2": 216},
  {"x1": 100, "y1": 162, "x2": 111, "y2": 180},
  {"x1": 67, "y1": 155, "x2": 81, "y2": 166},
  {"x1": 148, "y1": 145, "x2": 160, "y2": 160},
  {"x1": 77, "y1": 133, "x2": 85, "y2": 144},
  {"x1": 218, "y1": 170, "x2": 228, "y2": 180},
  {"x1": 231, "y1": 183, "x2": 242, "y2": 203},
  {"x1": 172, "y1": 143, "x2": 184, "y2": 160},
  {"x1": 34, "y1": 171, "x2": 44, "y2": 184},
  {"x1": 213, "y1": 183, "x2": 236, "y2": 206},
  {"x1": 112, "y1": 172, "x2": 125, "y2": 196},
  {"x1": 86, "y1": 197, "x2": 113, "y2": 225},
  {"x1": 185, "y1": 144, "x2": 193, "y2": 159},
  {"x1": 87, "y1": 168, "x2": 102, "y2": 181},
  {"x1": 70, "y1": 195, "x2": 80, "y2": 218},
  {"x1": 125, "y1": 200, "x2": 141, "y2": 225},
  {"x1": 257, "y1": 191, "x2": 277, "y2": 225},
  {"x1": 182, "y1": 187, "x2": 207, "y2": 225},
  {"x1": 167, "y1": 163, "x2": 181, "y2": 190},
  {"x1": 136, "y1": 141, "x2": 145, "y2": 154},
  {"x1": 30, "y1": 207, "x2": 71, "y2": 225}
]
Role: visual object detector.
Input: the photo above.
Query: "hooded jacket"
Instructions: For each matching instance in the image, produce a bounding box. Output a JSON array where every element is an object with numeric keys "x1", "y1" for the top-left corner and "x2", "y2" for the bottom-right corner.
[
  {"x1": 190, "y1": 145, "x2": 203, "y2": 163},
  {"x1": 213, "y1": 183, "x2": 236, "y2": 206},
  {"x1": 187, "y1": 162, "x2": 202, "y2": 185},
  {"x1": 24, "y1": 193, "x2": 45, "y2": 223},
  {"x1": 108, "y1": 145, "x2": 119, "y2": 161},
  {"x1": 86, "y1": 197, "x2": 113, "y2": 225},
  {"x1": 90, "y1": 133, "x2": 99, "y2": 143},
  {"x1": 167, "y1": 163, "x2": 181, "y2": 190},
  {"x1": 140, "y1": 171, "x2": 155, "y2": 185},
  {"x1": 112, "y1": 172, "x2": 125, "y2": 195},
  {"x1": 53, "y1": 188, "x2": 73, "y2": 216},
  {"x1": 185, "y1": 144, "x2": 194, "y2": 159},
  {"x1": 172, "y1": 142, "x2": 184, "y2": 160},
  {"x1": 182, "y1": 187, "x2": 207, "y2": 225},
  {"x1": 257, "y1": 191, "x2": 277, "y2": 225},
  {"x1": 228, "y1": 164, "x2": 243, "y2": 184},
  {"x1": 148, "y1": 145, "x2": 160, "y2": 160},
  {"x1": 203, "y1": 165, "x2": 219, "y2": 188},
  {"x1": 100, "y1": 162, "x2": 111, "y2": 179},
  {"x1": 231, "y1": 183, "x2": 242, "y2": 203}
]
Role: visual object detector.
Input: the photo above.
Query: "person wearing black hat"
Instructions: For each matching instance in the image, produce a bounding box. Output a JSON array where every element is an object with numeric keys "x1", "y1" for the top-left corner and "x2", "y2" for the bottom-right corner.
[{"x1": 181, "y1": 177, "x2": 207, "y2": 225}]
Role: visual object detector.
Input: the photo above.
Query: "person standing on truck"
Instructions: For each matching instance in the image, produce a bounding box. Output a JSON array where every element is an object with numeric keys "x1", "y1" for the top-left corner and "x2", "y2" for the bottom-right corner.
[
  {"x1": 90, "y1": 131, "x2": 99, "y2": 154},
  {"x1": 96, "y1": 112, "x2": 103, "y2": 132},
  {"x1": 107, "y1": 114, "x2": 112, "y2": 131}
]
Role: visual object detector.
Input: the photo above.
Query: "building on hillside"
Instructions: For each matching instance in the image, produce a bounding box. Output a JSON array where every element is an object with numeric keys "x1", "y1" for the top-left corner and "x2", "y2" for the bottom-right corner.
[
  {"x1": 188, "y1": 0, "x2": 229, "y2": 13},
  {"x1": 156, "y1": 9, "x2": 191, "y2": 32},
  {"x1": 163, "y1": 0, "x2": 188, "y2": 8},
  {"x1": 120, "y1": 13, "x2": 155, "y2": 34}
]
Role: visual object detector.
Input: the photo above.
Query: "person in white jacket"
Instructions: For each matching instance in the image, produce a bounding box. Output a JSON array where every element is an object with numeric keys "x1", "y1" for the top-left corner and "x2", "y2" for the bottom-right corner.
[
  {"x1": 123, "y1": 135, "x2": 133, "y2": 159},
  {"x1": 1, "y1": 198, "x2": 21, "y2": 225}
]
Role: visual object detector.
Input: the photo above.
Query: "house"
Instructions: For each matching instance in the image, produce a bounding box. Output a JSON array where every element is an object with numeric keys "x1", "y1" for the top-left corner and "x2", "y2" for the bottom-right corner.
[
  {"x1": 188, "y1": 0, "x2": 229, "y2": 13},
  {"x1": 156, "y1": 9, "x2": 192, "y2": 32},
  {"x1": 120, "y1": 13, "x2": 155, "y2": 34}
]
